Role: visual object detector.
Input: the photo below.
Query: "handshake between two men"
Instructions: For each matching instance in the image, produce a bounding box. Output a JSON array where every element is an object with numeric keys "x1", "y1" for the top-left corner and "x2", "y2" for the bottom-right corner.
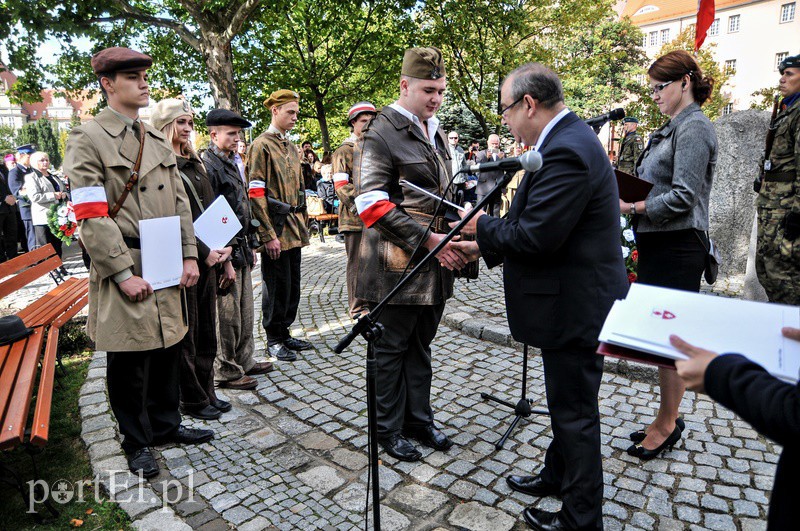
[{"x1": 422, "y1": 207, "x2": 484, "y2": 271}]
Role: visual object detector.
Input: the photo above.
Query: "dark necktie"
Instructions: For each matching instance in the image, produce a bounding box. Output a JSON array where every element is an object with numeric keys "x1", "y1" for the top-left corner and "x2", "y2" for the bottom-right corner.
[{"x1": 131, "y1": 120, "x2": 142, "y2": 142}]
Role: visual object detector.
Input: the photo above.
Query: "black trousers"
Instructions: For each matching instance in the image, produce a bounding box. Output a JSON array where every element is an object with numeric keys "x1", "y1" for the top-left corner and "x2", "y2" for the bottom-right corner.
[
  {"x1": 179, "y1": 267, "x2": 219, "y2": 409},
  {"x1": 34, "y1": 224, "x2": 62, "y2": 258},
  {"x1": 261, "y1": 246, "x2": 301, "y2": 346},
  {"x1": 0, "y1": 210, "x2": 17, "y2": 262},
  {"x1": 107, "y1": 344, "x2": 181, "y2": 454},
  {"x1": 373, "y1": 303, "x2": 444, "y2": 438},
  {"x1": 539, "y1": 346, "x2": 604, "y2": 530}
]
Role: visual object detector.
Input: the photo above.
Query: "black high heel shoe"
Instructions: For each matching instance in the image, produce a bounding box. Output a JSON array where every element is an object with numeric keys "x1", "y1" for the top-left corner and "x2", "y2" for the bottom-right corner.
[
  {"x1": 626, "y1": 426, "x2": 681, "y2": 461},
  {"x1": 629, "y1": 417, "x2": 685, "y2": 443}
]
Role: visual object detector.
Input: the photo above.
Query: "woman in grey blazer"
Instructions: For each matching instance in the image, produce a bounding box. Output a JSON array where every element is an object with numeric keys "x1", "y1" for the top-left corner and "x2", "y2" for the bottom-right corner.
[{"x1": 620, "y1": 50, "x2": 717, "y2": 461}]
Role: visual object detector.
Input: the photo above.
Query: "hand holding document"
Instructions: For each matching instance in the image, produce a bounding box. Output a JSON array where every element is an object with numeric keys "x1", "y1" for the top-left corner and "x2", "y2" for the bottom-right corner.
[
  {"x1": 193, "y1": 196, "x2": 243, "y2": 251},
  {"x1": 615, "y1": 169, "x2": 653, "y2": 203},
  {"x1": 140, "y1": 216, "x2": 183, "y2": 290},
  {"x1": 598, "y1": 284, "x2": 800, "y2": 383}
]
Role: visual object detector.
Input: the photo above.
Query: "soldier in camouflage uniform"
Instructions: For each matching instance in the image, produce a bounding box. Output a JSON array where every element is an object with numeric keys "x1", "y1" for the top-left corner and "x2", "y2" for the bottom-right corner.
[
  {"x1": 332, "y1": 101, "x2": 377, "y2": 318},
  {"x1": 248, "y1": 89, "x2": 313, "y2": 361},
  {"x1": 616, "y1": 116, "x2": 643, "y2": 175},
  {"x1": 756, "y1": 53, "x2": 800, "y2": 304}
]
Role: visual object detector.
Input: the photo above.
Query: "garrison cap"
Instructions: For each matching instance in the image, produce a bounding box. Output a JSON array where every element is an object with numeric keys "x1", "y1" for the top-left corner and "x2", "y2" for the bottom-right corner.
[
  {"x1": 402, "y1": 47, "x2": 445, "y2": 80},
  {"x1": 264, "y1": 89, "x2": 300, "y2": 109},
  {"x1": 150, "y1": 98, "x2": 193, "y2": 132},
  {"x1": 623, "y1": 117, "x2": 639, "y2": 124},
  {"x1": 346, "y1": 101, "x2": 377, "y2": 125},
  {"x1": 779, "y1": 53, "x2": 800, "y2": 74},
  {"x1": 206, "y1": 109, "x2": 252, "y2": 128},
  {"x1": 91, "y1": 47, "x2": 152, "y2": 75},
  {"x1": 15, "y1": 144, "x2": 35, "y2": 154}
]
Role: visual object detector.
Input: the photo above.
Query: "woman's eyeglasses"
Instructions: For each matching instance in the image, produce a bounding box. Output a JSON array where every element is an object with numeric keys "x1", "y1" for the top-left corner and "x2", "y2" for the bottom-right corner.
[{"x1": 649, "y1": 80, "x2": 675, "y2": 95}]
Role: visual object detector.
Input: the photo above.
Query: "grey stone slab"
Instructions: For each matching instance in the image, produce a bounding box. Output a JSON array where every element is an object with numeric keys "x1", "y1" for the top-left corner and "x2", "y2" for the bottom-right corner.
[
  {"x1": 114, "y1": 486, "x2": 162, "y2": 518},
  {"x1": 298, "y1": 431, "x2": 339, "y2": 450},
  {"x1": 246, "y1": 428, "x2": 287, "y2": 450},
  {"x1": 210, "y1": 492, "x2": 240, "y2": 513},
  {"x1": 333, "y1": 482, "x2": 367, "y2": 511},
  {"x1": 330, "y1": 448, "x2": 368, "y2": 470},
  {"x1": 131, "y1": 508, "x2": 192, "y2": 530},
  {"x1": 297, "y1": 465, "x2": 346, "y2": 494},
  {"x1": 447, "y1": 501, "x2": 515, "y2": 531},
  {"x1": 366, "y1": 505, "x2": 410, "y2": 531},
  {"x1": 392, "y1": 484, "x2": 449, "y2": 515}
]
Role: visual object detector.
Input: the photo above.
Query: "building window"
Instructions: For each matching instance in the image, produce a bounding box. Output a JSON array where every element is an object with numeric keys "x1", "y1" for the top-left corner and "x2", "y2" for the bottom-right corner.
[
  {"x1": 649, "y1": 31, "x2": 658, "y2": 46},
  {"x1": 725, "y1": 59, "x2": 737, "y2": 74},
  {"x1": 723, "y1": 103, "x2": 734, "y2": 116},
  {"x1": 660, "y1": 29, "x2": 670, "y2": 43},
  {"x1": 728, "y1": 14, "x2": 740, "y2": 32},
  {"x1": 776, "y1": 52, "x2": 789, "y2": 70},
  {"x1": 781, "y1": 3, "x2": 796, "y2": 23},
  {"x1": 708, "y1": 18, "x2": 720, "y2": 36},
  {"x1": 642, "y1": 35, "x2": 647, "y2": 47}
]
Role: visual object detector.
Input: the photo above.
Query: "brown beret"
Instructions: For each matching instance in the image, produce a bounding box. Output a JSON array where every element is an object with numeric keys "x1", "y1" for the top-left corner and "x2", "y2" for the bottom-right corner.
[
  {"x1": 91, "y1": 47, "x2": 152, "y2": 75},
  {"x1": 264, "y1": 89, "x2": 300, "y2": 109},
  {"x1": 401, "y1": 47, "x2": 445, "y2": 80}
]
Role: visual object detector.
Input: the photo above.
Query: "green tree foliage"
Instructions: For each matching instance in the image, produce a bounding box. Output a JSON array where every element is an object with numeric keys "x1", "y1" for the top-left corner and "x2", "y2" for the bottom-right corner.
[
  {"x1": 236, "y1": 0, "x2": 414, "y2": 152},
  {"x1": 0, "y1": 125, "x2": 16, "y2": 153},
  {"x1": 421, "y1": 0, "x2": 646, "y2": 138},
  {"x1": 750, "y1": 86, "x2": 782, "y2": 110},
  {"x1": 15, "y1": 119, "x2": 62, "y2": 168},
  {"x1": 636, "y1": 27, "x2": 731, "y2": 130},
  {"x1": 437, "y1": 97, "x2": 490, "y2": 148}
]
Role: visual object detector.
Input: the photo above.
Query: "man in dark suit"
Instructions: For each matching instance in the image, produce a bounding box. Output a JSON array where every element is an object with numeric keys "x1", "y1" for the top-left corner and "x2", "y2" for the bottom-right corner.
[
  {"x1": 0, "y1": 159, "x2": 18, "y2": 262},
  {"x1": 8, "y1": 144, "x2": 37, "y2": 252},
  {"x1": 475, "y1": 134, "x2": 505, "y2": 216},
  {"x1": 452, "y1": 63, "x2": 628, "y2": 530}
]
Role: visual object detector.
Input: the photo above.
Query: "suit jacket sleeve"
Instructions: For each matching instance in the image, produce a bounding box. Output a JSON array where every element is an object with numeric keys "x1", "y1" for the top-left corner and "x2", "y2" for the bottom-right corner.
[
  {"x1": 705, "y1": 354, "x2": 800, "y2": 447},
  {"x1": 333, "y1": 145, "x2": 357, "y2": 214},
  {"x1": 64, "y1": 128, "x2": 135, "y2": 279},
  {"x1": 476, "y1": 144, "x2": 592, "y2": 260}
]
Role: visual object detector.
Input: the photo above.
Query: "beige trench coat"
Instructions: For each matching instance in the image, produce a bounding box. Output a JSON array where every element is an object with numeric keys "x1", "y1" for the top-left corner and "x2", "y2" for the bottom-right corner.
[{"x1": 63, "y1": 108, "x2": 197, "y2": 351}]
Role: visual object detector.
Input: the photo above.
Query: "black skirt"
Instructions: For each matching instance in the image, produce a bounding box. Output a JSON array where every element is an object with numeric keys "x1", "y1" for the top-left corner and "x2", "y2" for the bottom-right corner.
[{"x1": 635, "y1": 229, "x2": 706, "y2": 292}]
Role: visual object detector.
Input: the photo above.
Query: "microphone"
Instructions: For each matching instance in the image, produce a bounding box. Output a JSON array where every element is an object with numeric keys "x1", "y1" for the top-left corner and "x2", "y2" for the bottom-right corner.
[
  {"x1": 584, "y1": 108, "x2": 625, "y2": 128},
  {"x1": 466, "y1": 150, "x2": 543, "y2": 173}
]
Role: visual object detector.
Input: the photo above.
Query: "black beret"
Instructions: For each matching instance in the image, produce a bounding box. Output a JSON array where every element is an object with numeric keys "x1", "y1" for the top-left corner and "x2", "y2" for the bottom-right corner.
[
  {"x1": 623, "y1": 117, "x2": 639, "y2": 124},
  {"x1": 206, "y1": 109, "x2": 252, "y2": 128},
  {"x1": 91, "y1": 47, "x2": 152, "y2": 75},
  {"x1": 779, "y1": 53, "x2": 799, "y2": 74}
]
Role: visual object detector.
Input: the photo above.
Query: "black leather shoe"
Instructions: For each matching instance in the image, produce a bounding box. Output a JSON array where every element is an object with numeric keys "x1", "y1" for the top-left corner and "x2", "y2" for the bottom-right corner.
[
  {"x1": 403, "y1": 425, "x2": 453, "y2": 451},
  {"x1": 284, "y1": 337, "x2": 314, "y2": 351},
  {"x1": 630, "y1": 417, "x2": 685, "y2": 443},
  {"x1": 380, "y1": 434, "x2": 422, "y2": 462},
  {"x1": 181, "y1": 404, "x2": 221, "y2": 420},
  {"x1": 162, "y1": 426, "x2": 214, "y2": 445},
  {"x1": 127, "y1": 447, "x2": 159, "y2": 478},
  {"x1": 269, "y1": 343, "x2": 297, "y2": 361},
  {"x1": 627, "y1": 426, "x2": 681, "y2": 461},
  {"x1": 210, "y1": 398, "x2": 232, "y2": 412},
  {"x1": 522, "y1": 507, "x2": 566, "y2": 530},
  {"x1": 507, "y1": 475, "x2": 560, "y2": 498}
]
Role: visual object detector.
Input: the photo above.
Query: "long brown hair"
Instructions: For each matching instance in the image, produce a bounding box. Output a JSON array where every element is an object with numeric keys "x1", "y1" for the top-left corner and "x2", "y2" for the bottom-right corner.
[
  {"x1": 648, "y1": 50, "x2": 714, "y2": 106},
  {"x1": 161, "y1": 117, "x2": 198, "y2": 159}
]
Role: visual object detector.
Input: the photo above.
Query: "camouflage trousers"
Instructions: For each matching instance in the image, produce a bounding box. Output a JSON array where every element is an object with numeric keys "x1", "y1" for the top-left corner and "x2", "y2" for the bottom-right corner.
[{"x1": 756, "y1": 183, "x2": 800, "y2": 305}]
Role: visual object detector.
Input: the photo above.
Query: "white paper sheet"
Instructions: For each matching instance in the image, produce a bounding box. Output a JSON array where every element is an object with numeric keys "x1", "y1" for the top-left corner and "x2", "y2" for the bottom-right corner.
[
  {"x1": 599, "y1": 284, "x2": 800, "y2": 382},
  {"x1": 193, "y1": 196, "x2": 243, "y2": 251},
  {"x1": 139, "y1": 216, "x2": 183, "y2": 290}
]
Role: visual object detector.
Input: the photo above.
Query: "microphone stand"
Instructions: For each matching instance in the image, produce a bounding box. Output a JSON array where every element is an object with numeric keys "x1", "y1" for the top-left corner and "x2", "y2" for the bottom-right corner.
[{"x1": 334, "y1": 167, "x2": 524, "y2": 530}]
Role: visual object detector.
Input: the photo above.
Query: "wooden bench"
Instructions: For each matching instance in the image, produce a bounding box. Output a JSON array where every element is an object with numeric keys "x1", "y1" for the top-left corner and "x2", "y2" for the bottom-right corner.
[
  {"x1": 0, "y1": 245, "x2": 89, "y2": 520},
  {"x1": 307, "y1": 213, "x2": 339, "y2": 243}
]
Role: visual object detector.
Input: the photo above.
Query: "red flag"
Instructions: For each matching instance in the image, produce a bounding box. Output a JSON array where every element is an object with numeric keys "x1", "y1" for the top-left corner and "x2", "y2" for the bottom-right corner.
[{"x1": 695, "y1": 0, "x2": 716, "y2": 51}]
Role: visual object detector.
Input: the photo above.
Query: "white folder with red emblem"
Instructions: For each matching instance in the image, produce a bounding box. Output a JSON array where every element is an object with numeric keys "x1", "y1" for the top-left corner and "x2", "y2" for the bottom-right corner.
[
  {"x1": 599, "y1": 284, "x2": 800, "y2": 383},
  {"x1": 193, "y1": 196, "x2": 243, "y2": 252}
]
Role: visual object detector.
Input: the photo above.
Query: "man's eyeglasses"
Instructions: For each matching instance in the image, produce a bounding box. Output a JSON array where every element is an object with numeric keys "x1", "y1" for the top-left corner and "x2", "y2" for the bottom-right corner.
[
  {"x1": 448, "y1": 136, "x2": 459, "y2": 140},
  {"x1": 649, "y1": 80, "x2": 675, "y2": 95},
  {"x1": 499, "y1": 95, "x2": 524, "y2": 117}
]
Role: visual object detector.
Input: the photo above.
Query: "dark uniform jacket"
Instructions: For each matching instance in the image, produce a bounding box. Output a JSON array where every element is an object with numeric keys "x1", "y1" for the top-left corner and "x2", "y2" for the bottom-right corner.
[
  {"x1": 332, "y1": 137, "x2": 362, "y2": 232},
  {"x1": 202, "y1": 146, "x2": 254, "y2": 269},
  {"x1": 0, "y1": 169, "x2": 14, "y2": 215},
  {"x1": 8, "y1": 164, "x2": 33, "y2": 219},
  {"x1": 353, "y1": 106, "x2": 454, "y2": 305},
  {"x1": 477, "y1": 112, "x2": 628, "y2": 348}
]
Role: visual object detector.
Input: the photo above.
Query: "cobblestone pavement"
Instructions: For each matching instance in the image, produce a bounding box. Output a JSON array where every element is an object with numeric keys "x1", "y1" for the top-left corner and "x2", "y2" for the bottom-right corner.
[{"x1": 59, "y1": 240, "x2": 779, "y2": 530}]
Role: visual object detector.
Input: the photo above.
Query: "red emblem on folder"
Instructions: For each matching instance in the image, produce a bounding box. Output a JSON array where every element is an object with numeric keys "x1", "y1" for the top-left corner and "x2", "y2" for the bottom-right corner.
[
  {"x1": 222, "y1": 217, "x2": 228, "y2": 224},
  {"x1": 652, "y1": 310, "x2": 676, "y2": 320}
]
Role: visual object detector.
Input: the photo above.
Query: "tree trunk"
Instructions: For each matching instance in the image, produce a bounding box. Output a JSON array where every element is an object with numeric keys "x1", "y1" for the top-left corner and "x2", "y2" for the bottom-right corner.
[
  {"x1": 313, "y1": 91, "x2": 331, "y2": 154},
  {"x1": 200, "y1": 35, "x2": 241, "y2": 112}
]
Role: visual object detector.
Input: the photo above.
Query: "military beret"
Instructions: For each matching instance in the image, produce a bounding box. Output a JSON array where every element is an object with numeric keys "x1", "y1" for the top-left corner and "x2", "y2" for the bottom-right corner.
[
  {"x1": 206, "y1": 109, "x2": 252, "y2": 128},
  {"x1": 623, "y1": 117, "x2": 639, "y2": 124},
  {"x1": 402, "y1": 47, "x2": 445, "y2": 80},
  {"x1": 779, "y1": 53, "x2": 800, "y2": 74},
  {"x1": 15, "y1": 144, "x2": 35, "y2": 154},
  {"x1": 346, "y1": 101, "x2": 377, "y2": 125},
  {"x1": 149, "y1": 98, "x2": 194, "y2": 132},
  {"x1": 91, "y1": 47, "x2": 152, "y2": 75},
  {"x1": 264, "y1": 89, "x2": 300, "y2": 109}
]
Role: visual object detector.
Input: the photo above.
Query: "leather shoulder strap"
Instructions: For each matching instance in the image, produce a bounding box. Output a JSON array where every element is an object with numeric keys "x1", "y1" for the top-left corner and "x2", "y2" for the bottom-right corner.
[{"x1": 109, "y1": 127, "x2": 146, "y2": 219}]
